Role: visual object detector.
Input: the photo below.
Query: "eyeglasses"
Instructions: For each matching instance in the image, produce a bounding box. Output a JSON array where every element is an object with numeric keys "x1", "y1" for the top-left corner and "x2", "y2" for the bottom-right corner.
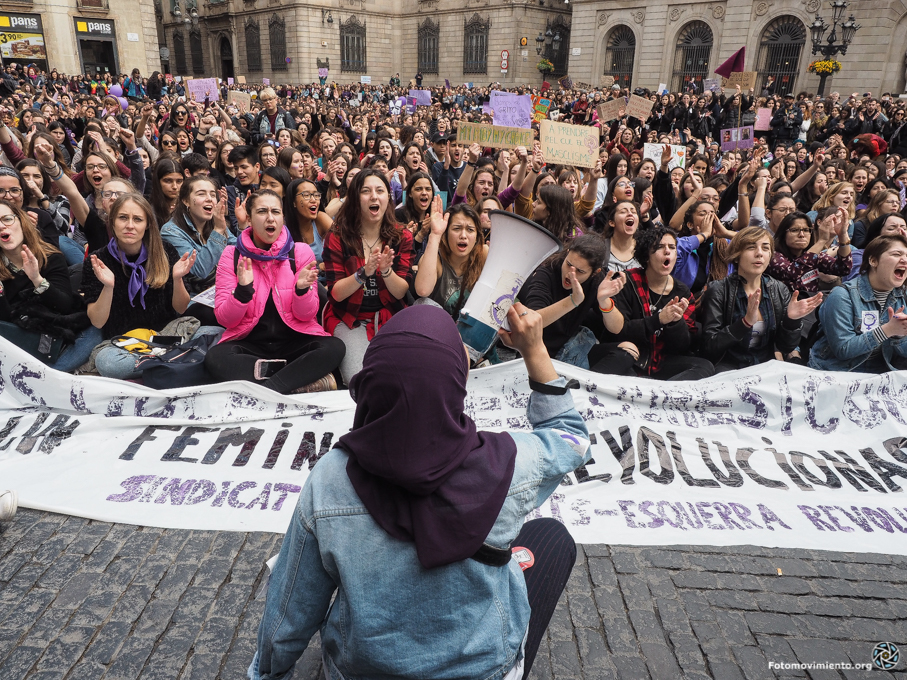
[
  {"x1": 0, "y1": 214, "x2": 17, "y2": 225},
  {"x1": 0, "y1": 188, "x2": 22, "y2": 198},
  {"x1": 161, "y1": 140, "x2": 177, "y2": 147},
  {"x1": 86, "y1": 163, "x2": 109, "y2": 172},
  {"x1": 101, "y1": 190, "x2": 125, "y2": 199},
  {"x1": 770, "y1": 206, "x2": 795, "y2": 215},
  {"x1": 615, "y1": 181, "x2": 635, "y2": 189},
  {"x1": 788, "y1": 227, "x2": 811, "y2": 235},
  {"x1": 296, "y1": 192, "x2": 322, "y2": 201},
  {"x1": 175, "y1": 110, "x2": 188, "y2": 116}
]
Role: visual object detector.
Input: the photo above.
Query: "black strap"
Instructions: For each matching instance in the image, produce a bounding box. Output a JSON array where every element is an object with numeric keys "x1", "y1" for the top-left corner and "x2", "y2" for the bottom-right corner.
[
  {"x1": 528, "y1": 378, "x2": 580, "y2": 395},
  {"x1": 470, "y1": 543, "x2": 512, "y2": 567}
]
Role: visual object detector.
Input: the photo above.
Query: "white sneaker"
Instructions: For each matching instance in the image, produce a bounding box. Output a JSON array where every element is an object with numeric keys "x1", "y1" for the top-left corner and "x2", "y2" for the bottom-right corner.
[{"x1": 0, "y1": 490, "x2": 17, "y2": 522}]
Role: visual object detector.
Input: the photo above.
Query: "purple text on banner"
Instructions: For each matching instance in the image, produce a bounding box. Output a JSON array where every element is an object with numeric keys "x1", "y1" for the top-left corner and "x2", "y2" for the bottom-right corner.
[
  {"x1": 489, "y1": 91, "x2": 532, "y2": 129},
  {"x1": 408, "y1": 89, "x2": 432, "y2": 106}
]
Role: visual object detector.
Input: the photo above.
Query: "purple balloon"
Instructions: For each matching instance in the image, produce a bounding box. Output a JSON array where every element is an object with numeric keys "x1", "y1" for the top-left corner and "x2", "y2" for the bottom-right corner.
[
  {"x1": 118, "y1": 97, "x2": 128, "y2": 111},
  {"x1": 110, "y1": 84, "x2": 123, "y2": 97}
]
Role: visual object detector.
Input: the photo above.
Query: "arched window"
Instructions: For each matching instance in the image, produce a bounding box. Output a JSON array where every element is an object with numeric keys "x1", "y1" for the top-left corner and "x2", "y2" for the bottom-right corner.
[
  {"x1": 173, "y1": 30, "x2": 186, "y2": 75},
  {"x1": 246, "y1": 19, "x2": 261, "y2": 72},
  {"x1": 418, "y1": 19, "x2": 439, "y2": 75},
  {"x1": 270, "y1": 14, "x2": 287, "y2": 71},
  {"x1": 671, "y1": 21, "x2": 713, "y2": 93},
  {"x1": 756, "y1": 17, "x2": 806, "y2": 97},
  {"x1": 340, "y1": 16, "x2": 367, "y2": 73},
  {"x1": 463, "y1": 13, "x2": 489, "y2": 75},
  {"x1": 603, "y1": 25, "x2": 636, "y2": 89},
  {"x1": 190, "y1": 28, "x2": 204, "y2": 75}
]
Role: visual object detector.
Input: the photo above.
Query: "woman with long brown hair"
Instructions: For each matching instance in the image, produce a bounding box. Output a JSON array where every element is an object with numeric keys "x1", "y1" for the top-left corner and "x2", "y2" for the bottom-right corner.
[
  {"x1": 149, "y1": 157, "x2": 183, "y2": 228},
  {"x1": 322, "y1": 168, "x2": 414, "y2": 385},
  {"x1": 414, "y1": 198, "x2": 486, "y2": 318}
]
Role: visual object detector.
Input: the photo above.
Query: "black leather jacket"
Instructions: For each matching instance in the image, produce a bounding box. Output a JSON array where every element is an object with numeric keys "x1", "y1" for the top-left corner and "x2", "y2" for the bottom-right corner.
[{"x1": 700, "y1": 274, "x2": 801, "y2": 367}]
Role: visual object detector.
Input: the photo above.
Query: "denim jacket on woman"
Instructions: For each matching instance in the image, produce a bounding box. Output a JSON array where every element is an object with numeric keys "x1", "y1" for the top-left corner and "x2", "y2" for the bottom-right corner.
[
  {"x1": 809, "y1": 273, "x2": 907, "y2": 372},
  {"x1": 249, "y1": 380, "x2": 590, "y2": 680}
]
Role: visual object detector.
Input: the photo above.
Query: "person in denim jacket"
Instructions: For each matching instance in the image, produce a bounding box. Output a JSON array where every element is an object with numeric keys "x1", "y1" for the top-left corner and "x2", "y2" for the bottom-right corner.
[
  {"x1": 248, "y1": 303, "x2": 591, "y2": 680},
  {"x1": 809, "y1": 234, "x2": 907, "y2": 373}
]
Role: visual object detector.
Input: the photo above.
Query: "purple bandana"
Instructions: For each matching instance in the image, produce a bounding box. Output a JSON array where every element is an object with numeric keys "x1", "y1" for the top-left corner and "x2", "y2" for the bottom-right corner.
[{"x1": 107, "y1": 238, "x2": 148, "y2": 309}]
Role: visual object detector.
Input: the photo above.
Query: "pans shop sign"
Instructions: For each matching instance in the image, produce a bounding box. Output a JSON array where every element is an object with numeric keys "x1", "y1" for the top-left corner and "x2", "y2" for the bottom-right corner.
[
  {"x1": 74, "y1": 18, "x2": 115, "y2": 37},
  {"x1": 0, "y1": 12, "x2": 47, "y2": 66}
]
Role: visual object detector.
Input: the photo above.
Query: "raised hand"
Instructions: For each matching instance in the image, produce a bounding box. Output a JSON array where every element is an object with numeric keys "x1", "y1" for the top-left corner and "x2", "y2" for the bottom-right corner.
[
  {"x1": 90, "y1": 254, "x2": 116, "y2": 288},
  {"x1": 296, "y1": 261, "x2": 319, "y2": 290},
  {"x1": 429, "y1": 194, "x2": 448, "y2": 236},
  {"x1": 660, "y1": 143, "x2": 672, "y2": 169},
  {"x1": 214, "y1": 188, "x2": 228, "y2": 234},
  {"x1": 597, "y1": 270, "x2": 626, "y2": 304},
  {"x1": 117, "y1": 126, "x2": 136, "y2": 150},
  {"x1": 235, "y1": 190, "x2": 251, "y2": 229},
  {"x1": 375, "y1": 245, "x2": 395, "y2": 276},
  {"x1": 172, "y1": 250, "x2": 197, "y2": 280},
  {"x1": 658, "y1": 296, "x2": 688, "y2": 325},
  {"x1": 20, "y1": 245, "x2": 41, "y2": 284},
  {"x1": 567, "y1": 266, "x2": 585, "y2": 306},
  {"x1": 744, "y1": 289, "x2": 762, "y2": 326},
  {"x1": 236, "y1": 255, "x2": 254, "y2": 286},
  {"x1": 787, "y1": 290, "x2": 823, "y2": 320},
  {"x1": 467, "y1": 142, "x2": 481, "y2": 164}
]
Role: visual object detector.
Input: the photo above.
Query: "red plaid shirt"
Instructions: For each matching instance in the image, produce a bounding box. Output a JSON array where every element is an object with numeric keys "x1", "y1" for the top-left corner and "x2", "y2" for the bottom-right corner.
[
  {"x1": 625, "y1": 267, "x2": 697, "y2": 375},
  {"x1": 322, "y1": 228, "x2": 415, "y2": 338}
]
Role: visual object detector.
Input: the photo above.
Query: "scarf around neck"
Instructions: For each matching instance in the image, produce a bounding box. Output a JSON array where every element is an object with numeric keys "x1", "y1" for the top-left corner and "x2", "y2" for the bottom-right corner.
[
  {"x1": 235, "y1": 226, "x2": 295, "y2": 261},
  {"x1": 107, "y1": 238, "x2": 148, "y2": 309}
]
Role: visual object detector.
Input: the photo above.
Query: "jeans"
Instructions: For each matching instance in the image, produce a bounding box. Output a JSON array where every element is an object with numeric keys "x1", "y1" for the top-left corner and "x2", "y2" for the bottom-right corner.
[
  {"x1": 554, "y1": 326, "x2": 597, "y2": 370},
  {"x1": 95, "y1": 326, "x2": 223, "y2": 380},
  {"x1": 49, "y1": 325, "x2": 103, "y2": 373},
  {"x1": 58, "y1": 235, "x2": 85, "y2": 267},
  {"x1": 332, "y1": 323, "x2": 370, "y2": 387}
]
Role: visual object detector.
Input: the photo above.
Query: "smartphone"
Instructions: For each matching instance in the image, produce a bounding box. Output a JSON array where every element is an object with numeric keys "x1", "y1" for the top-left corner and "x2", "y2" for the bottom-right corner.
[{"x1": 254, "y1": 359, "x2": 286, "y2": 380}]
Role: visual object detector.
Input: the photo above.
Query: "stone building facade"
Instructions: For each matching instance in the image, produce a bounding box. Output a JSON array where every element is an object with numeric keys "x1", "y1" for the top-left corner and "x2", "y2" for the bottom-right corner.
[
  {"x1": 156, "y1": 0, "x2": 570, "y2": 86},
  {"x1": 568, "y1": 0, "x2": 907, "y2": 97},
  {"x1": 0, "y1": 0, "x2": 160, "y2": 77}
]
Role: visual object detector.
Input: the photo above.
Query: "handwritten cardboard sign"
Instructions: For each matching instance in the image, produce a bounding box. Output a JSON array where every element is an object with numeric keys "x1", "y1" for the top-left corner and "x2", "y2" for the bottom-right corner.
[
  {"x1": 360, "y1": 75, "x2": 371, "y2": 84},
  {"x1": 600, "y1": 75, "x2": 615, "y2": 88},
  {"x1": 720, "y1": 71, "x2": 757, "y2": 90},
  {"x1": 227, "y1": 90, "x2": 251, "y2": 111},
  {"x1": 573, "y1": 81, "x2": 592, "y2": 91},
  {"x1": 531, "y1": 95, "x2": 551, "y2": 122},
  {"x1": 597, "y1": 98, "x2": 626, "y2": 122},
  {"x1": 457, "y1": 121, "x2": 534, "y2": 149},
  {"x1": 643, "y1": 143, "x2": 687, "y2": 171},
  {"x1": 626, "y1": 94, "x2": 654, "y2": 121},
  {"x1": 187, "y1": 77, "x2": 219, "y2": 102},
  {"x1": 755, "y1": 107, "x2": 773, "y2": 131},
  {"x1": 237, "y1": 76, "x2": 246, "y2": 84},
  {"x1": 489, "y1": 91, "x2": 532, "y2": 128},
  {"x1": 539, "y1": 120, "x2": 599, "y2": 167}
]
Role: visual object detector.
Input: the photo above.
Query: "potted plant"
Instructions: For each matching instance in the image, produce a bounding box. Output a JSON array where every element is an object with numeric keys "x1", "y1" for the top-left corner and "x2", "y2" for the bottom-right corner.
[{"x1": 537, "y1": 58, "x2": 554, "y2": 74}]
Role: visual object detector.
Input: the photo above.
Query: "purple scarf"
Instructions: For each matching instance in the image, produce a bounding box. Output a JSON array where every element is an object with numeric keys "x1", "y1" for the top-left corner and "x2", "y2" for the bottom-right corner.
[
  {"x1": 107, "y1": 238, "x2": 148, "y2": 309},
  {"x1": 340, "y1": 305, "x2": 517, "y2": 569},
  {"x1": 236, "y1": 226, "x2": 295, "y2": 261}
]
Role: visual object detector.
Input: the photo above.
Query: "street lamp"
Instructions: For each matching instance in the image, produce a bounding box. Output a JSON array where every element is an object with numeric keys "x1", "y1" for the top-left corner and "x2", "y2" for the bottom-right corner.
[
  {"x1": 535, "y1": 32, "x2": 545, "y2": 55},
  {"x1": 552, "y1": 32, "x2": 561, "y2": 53},
  {"x1": 171, "y1": 0, "x2": 181, "y2": 19},
  {"x1": 809, "y1": 0, "x2": 861, "y2": 95},
  {"x1": 322, "y1": 10, "x2": 333, "y2": 24}
]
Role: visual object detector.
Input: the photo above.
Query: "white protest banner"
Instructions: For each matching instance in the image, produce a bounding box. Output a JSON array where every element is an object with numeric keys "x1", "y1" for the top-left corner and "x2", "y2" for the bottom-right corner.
[
  {"x1": 626, "y1": 94, "x2": 654, "y2": 121},
  {"x1": 703, "y1": 78, "x2": 721, "y2": 92},
  {"x1": 186, "y1": 77, "x2": 219, "y2": 102},
  {"x1": 643, "y1": 143, "x2": 687, "y2": 171},
  {"x1": 228, "y1": 90, "x2": 251, "y2": 111},
  {"x1": 539, "y1": 120, "x2": 600, "y2": 168},
  {"x1": 3, "y1": 342, "x2": 907, "y2": 556},
  {"x1": 360, "y1": 76, "x2": 371, "y2": 84},
  {"x1": 597, "y1": 98, "x2": 625, "y2": 123},
  {"x1": 457, "y1": 121, "x2": 534, "y2": 150}
]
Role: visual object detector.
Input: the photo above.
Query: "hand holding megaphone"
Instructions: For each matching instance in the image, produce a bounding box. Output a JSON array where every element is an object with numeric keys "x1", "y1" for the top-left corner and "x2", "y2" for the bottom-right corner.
[{"x1": 497, "y1": 302, "x2": 543, "y2": 353}]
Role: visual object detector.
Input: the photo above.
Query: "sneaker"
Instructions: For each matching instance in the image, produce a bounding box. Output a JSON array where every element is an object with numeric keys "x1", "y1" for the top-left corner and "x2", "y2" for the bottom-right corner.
[
  {"x1": 293, "y1": 373, "x2": 338, "y2": 394},
  {"x1": 0, "y1": 490, "x2": 17, "y2": 522}
]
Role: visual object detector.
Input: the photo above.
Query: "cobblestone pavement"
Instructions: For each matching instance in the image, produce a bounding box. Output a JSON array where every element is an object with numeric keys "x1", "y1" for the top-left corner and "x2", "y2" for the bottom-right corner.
[{"x1": 2, "y1": 509, "x2": 907, "y2": 679}]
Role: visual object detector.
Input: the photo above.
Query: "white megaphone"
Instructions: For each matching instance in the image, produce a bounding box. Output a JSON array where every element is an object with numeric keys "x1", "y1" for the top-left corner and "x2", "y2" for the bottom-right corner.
[{"x1": 457, "y1": 210, "x2": 561, "y2": 362}]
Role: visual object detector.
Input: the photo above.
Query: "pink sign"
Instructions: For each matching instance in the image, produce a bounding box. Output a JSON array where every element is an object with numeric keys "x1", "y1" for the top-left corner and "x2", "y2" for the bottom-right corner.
[{"x1": 755, "y1": 108, "x2": 773, "y2": 131}]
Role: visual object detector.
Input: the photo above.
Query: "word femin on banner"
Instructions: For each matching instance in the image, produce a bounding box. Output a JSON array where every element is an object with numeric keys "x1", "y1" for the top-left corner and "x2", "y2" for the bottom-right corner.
[{"x1": 0, "y1": 340, "x2": 906, "y2": 554}]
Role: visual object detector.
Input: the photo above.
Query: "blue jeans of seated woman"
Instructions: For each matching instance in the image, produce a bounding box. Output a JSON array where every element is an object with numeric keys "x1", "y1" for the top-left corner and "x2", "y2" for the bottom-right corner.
[
  {"x1": 95, "y1": 326, "x2": 223, "y2": 380},
  {"x1": 554, "y1": 326, "x2": 597, "y2": 370},
  {"x1": 0, "y1": 322, "x2": 102, "y2": 374},
  {"x1": 58, "y1": 235, "x2": 85, "y2": 267}
]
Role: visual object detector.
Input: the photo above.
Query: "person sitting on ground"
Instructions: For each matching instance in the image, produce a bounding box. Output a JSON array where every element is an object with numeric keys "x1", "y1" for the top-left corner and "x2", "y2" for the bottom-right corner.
[
  {"x1": 248, "y1": 302, "x2": 591, "y2": 680},
  {"x1": 205, "y1": 190, "x2": 345, "y2": 394},
  {"x1": 809, "y1": 234, "x2": 907, "y2": 373},
  {"x1": 588, "y1": 225, "x2": 715, "y2": 380},
  {"x1": 767, "y1": 208, "x2": 852, "y2": 297},
  {"x1": 700, "y1": 226, "x2": 823, "y2": 371}
]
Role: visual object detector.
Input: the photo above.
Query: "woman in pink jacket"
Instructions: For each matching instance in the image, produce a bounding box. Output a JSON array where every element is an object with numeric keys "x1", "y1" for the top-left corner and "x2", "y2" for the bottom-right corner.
[{"x1": 205, "y1": 189, "x2": 345, "y2": 393}]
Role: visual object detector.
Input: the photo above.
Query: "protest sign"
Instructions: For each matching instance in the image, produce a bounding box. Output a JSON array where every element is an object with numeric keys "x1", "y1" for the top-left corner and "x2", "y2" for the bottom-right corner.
[
  {"x1": 531, "y1": 95, "x2": 551, "y2": 122},
  {"x1": 237, "y1": 76, "x2": 246, "y2": 84},
  {"x1": 539, "y1": 120, "x2": 600, "y2": 167},
  {"x1": 409, "y1": 89, "x2": 432, "y2": 106},
  {"x1": 186, "y1": 77, "x2": 219, "y2": 102},
  {"x1": 626, "y1": 94, "x2": 654, "y2": 121},
  {"x1": 599, "y1": 75, "x2": 615, "y2": 88},
  {"x1": 643, "y1": 143, "x2": 687, "y2": 171},
  {"x1": 482, "y1": 103, "x2": 492, "y2": 116},
  {"x1": 755, "y1": 108, "x2": 773, "y2": 131},
  {"x1": 389, "y1": 96, "x2": 404, "y2": 116},
  {"x1": 720, "y1": 71, "x2": 758, "y2": 90},
  {"x1": 703, "y1": 78, "x2": 721, "y2": 92},
  {"x1": 597, "y1": 98, "x2": 626, "y2": 123},
  {"x1": 573, "y1": 81, "x2": 592, "y2": 91},
  {"x1": 456, "y1": 121, "x2": 534, "y2": 149},
  {"x1": 262, "y1": 78, "x2": 270, "y2": 86},
  {"x1": 720, "y1": 126, "x2": 755, "y2": 151},
  {"x1": 228, "y1": 90, "x2": 251, "y2": 111},
  {"x1": 360, "y1": 75, "x2": 371, "y2": 84},
  {"x1": 489, "y1": 91, "x2": 532, "y2": 129},
  {"x1": 445, "y1": 78, "x2": 451, "y2": 89},
  {"x1": 541, "y1": 81, "x2": 551, "y2": 93},
  {"x1": 227, "y1": 77, "x2": 234, "y2": 86},
  {"x1": 3, "y1": 342, "x2": 907, "y2": 559},
  {"x1": 657, "y1": 83, "x2": 668, "y2": 95},
  {"x1": 317, "y1": 68, "x2": 328, "y2": 79}
]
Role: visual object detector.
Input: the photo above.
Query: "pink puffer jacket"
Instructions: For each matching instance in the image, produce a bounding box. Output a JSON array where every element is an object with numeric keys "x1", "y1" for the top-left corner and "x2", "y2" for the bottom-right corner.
[{"x1": 214, "y1": 227, "x2": 328, "y2": 343}]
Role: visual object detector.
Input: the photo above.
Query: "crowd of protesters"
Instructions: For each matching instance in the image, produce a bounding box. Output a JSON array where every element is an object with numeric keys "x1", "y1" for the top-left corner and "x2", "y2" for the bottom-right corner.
[{"x1": 5, "y1": 57, "x2": 907, "y2": 678}]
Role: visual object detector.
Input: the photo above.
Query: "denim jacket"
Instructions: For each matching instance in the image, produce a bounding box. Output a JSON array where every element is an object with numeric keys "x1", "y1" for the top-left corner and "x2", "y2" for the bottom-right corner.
[
  {"x1": 250, "y1": 380, "x2": 590, "y2": 680},
  {"x1": 808, "y1": 273, "x2": 907, "y2": 372}
]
